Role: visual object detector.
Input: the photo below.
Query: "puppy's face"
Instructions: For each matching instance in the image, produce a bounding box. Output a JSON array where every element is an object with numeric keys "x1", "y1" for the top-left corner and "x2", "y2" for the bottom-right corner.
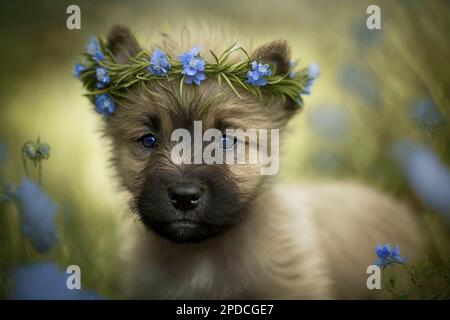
[{"x1": 103, "y1": 27, "x2": 296, "y2": 243}]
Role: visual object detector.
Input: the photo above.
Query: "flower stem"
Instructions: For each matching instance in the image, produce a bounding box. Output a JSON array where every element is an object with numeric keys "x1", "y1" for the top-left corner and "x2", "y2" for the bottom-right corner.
[
  {"x1": 38, "y1": 160, "x2": 42, "y2": 186},
  {"x1": 21, "y1": 152, "x2": 29, "y2": 178}
]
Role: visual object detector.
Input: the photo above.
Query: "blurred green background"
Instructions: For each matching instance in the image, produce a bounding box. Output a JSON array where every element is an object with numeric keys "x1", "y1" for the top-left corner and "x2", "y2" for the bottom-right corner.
[{"x1": 0, "y1": 0, "x2": 449, "y2": 299}]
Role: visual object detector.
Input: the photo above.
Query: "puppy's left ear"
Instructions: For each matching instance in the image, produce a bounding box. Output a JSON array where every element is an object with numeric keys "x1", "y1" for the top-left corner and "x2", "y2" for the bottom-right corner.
[
  {"x1": 251, "y1": 40, "x2": 298, "y2": 112},
  {"x1": 251, "y1": 40, "x2": 291, "y2": 76},
  {"x1": 107, "y1": 25, "x2": 141, "y2": 64}
]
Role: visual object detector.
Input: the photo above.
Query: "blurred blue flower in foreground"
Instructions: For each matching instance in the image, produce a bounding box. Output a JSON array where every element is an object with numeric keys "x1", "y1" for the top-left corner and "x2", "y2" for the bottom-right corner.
[
  {"x1": 11, "y1": 262, "x2": 103, "y2": 300},
  {"x1": 375, "y1": 244, "x2": 406, "y2": 267},
  {"x1": 308, "y1": 104, "x2": 348, "y2": 140},
  {"x1": 409, "y1": 97, "x2": 444, "y2": 130},
  {"x1": 338, "y1": 63, "x2": 380, "y2": 108},
  {"x1": 392, "y1": 140, "x2": 450, "y2": 216},
  {"x1": 15, "y1": 178, "x2": 58, "y2": 253}
]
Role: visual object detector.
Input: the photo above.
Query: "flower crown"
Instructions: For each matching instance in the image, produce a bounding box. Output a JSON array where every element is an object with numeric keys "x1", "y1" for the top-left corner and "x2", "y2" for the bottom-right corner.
[{"x1": 74, "y1": 36, "x2": 319, "y2": 115}]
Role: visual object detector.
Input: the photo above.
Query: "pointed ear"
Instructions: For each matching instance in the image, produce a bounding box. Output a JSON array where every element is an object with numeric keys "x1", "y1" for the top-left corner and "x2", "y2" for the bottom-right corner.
[
  {"x1": 251, "y1": 40, "x2": 291, "y2": 75},
  {"x1": 107, "y1": 25, "x2": 141, "y2": 64},
  {"x1": 252, "y1": 40, "x2": 299, "y2": 111}
]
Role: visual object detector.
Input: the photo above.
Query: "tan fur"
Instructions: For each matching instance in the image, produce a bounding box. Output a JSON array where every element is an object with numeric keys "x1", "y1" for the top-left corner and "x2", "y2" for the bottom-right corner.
[
  {"x1": 100, "y1": 26, "x2": 424, "y2": 299},
  {"x1": 120, "y1": 182, "x2": 423, "y2": 299}
]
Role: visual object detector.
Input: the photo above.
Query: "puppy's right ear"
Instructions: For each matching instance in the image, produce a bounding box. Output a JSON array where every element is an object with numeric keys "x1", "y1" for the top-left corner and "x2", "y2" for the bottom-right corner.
[{"x1": 107, "y1": 25, "x2": 141, "y2": 64}]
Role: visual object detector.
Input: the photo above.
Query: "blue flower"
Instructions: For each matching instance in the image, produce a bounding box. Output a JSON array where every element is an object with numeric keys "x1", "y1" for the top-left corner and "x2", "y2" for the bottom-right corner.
[
  {"x1": 73, "y1": 64, "x2": 86, "y2": 78},
  {"x1": 11, "y1": 262, "x2": 104, "y2": 300},
  {"x1": 148, "y1": 49, "x2": 171, "y2": 76},
  {"x1": 392, "y1": 140, "x2": 450, "y2": 217},
  {"x1": 409, "y1": 97, "x2": 444, "y2": 129},
  {"x1": 302, "y1": 63, "x2": 320, "y2": 95},
  {"x1": 95, "y1": 67, "x2": 110, "y2": 89},
  {"x1": 374, "y1": 244, "x2": 406, "y2": 267},
  {"x1": 94, "y1": 94, "x2": 116, "y2": 115},
  {"x1": 15, "y1": 178, "x2": 58, "y2": 253},
  {"x1": 86, "y1": 36, "x2": 99, "y2": 55},
  {"x1": 247, "y1": 61, "x2": 272, "y2": 87},
  {"x1": 86, "y1": 36, "x2": 104, "y2": 62},
  {"x1": 376, "y1": 244, "x2": 391, "y2": 259},
  {"x1": 179, "y1": 47, "x2": 206, "y2": 85}
]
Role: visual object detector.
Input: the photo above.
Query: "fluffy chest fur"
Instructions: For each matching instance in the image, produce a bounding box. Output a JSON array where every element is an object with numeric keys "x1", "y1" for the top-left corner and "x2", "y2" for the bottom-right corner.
[
  {"x1": 120, "y1": 182, "x2": 423, "y2": 299},
  {"x1": 120, "y1": 185, "x2": 331, "y2": 299}
]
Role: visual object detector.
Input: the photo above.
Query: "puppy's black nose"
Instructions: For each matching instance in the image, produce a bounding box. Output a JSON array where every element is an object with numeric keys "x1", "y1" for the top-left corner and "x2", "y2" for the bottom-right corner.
[{"x1": 168, "y1": 183, "x2": 202, "y2": 211}]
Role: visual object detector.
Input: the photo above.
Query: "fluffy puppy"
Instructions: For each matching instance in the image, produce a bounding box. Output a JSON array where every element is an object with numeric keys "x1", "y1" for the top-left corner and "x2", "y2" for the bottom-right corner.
[{"x1": 99, "y1": 25, "x2": 424, "y2": 299}]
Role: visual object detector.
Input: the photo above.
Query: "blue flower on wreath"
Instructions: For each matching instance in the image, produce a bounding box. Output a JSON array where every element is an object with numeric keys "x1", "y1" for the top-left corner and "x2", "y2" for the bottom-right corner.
[
  {"x1": 374, "y1": 244, "x2": 406, "y2": 267},
  {"x1": 73, "y1": 64, "x2": 86, "y2": 78},
  {"x1": 95, "y1": 94, "x2": 115, "y2": 115},
  {"x1": 148, "y1": 49, "x2": 171, "y2": 76},
  {"x1": 302, "y1": 63, "x2": 320, "y2": 95},
  {"x1": 247, "y1": 61, "x2": 272, "y2": 87},
  {"x1": 86, "y1": 36, "x2": 105, "y2": 62},
  {"x1": 95, "y1": 67, "x2": 110, "y2": 89},
  {"x1": 179, "y1": 47, "x2": 206, "y2": 85}
]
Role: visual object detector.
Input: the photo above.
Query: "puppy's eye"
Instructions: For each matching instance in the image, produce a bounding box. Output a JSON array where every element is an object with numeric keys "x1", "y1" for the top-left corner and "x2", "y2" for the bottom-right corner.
[
  {"x1": 139, "y1": 134, "x2": 156, "y2": 148},
  {"x1": 218, "y1": 134, "x2": 236, "y2": 150}
]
